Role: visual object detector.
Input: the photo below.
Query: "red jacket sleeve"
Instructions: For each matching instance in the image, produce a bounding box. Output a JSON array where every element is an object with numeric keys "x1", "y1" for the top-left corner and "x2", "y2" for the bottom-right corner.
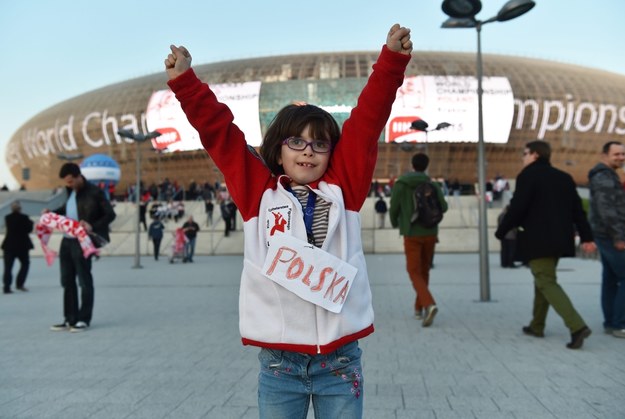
[
  {"x1": 326, "y1": 46, "x2": 410, "y2": 211},
  {"x1": 167, "y1": 70, "x2": 273, "y2": 220}
]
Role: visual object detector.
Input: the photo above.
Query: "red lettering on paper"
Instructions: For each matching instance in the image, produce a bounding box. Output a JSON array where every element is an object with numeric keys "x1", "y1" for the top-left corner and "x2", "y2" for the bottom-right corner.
[
  {"x1": 323, "y1": 274, "x2": 346, "y2": 300},
  {"x1": 286, "y1": 257, "x2": 304, "y2": 279},
  {"x1": 333, "y1": 282, "x2": 349, "y2": 304},
  {"x1": 266, "y1": 246, "x2": 296, "y2": 275},
  {"x1": 301, "y1": 265, "x2": 314, "y2": 286},
  {"x1": 311, "y1": 267, "x2": 332, "y2": 292}
]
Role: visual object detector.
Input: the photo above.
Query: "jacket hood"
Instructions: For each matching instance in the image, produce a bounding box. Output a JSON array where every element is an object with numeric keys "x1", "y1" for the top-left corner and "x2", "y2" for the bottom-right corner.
[
  {"x1": 396, "y1": 171, "x2": 430, "y2": 187},
  {"x1": 588, "y1": 162, "x2": 613, "y2": 180}
]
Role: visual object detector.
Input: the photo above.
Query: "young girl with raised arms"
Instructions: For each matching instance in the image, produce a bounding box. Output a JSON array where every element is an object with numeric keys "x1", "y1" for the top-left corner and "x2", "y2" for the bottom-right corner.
[{"x1": 165, "y1": 24, "x2": 412, "y2": 418}]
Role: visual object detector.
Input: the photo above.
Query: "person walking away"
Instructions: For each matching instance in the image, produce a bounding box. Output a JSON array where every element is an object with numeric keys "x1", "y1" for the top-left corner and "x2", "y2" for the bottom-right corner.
[
  {"x1": 50, "y1": 163, "x2": 116, "y2": 332},
  {"x1": 148, "y1": 216, "x2": 165, "y2": 261},
  {"x1": 2, "y1": 201, "x2": 34, "y2": 293},
  {"x1": 139, "y1": 193, "x2": 149, "y2": 231},
  {"x1": 228, "y1": 201, "x2": 238, "y2": 230},
  {"x1": 496, "y1": 141, "x2": 595, "y2": 349},
  {"x1": 389, "y1": 153, "x2": 447, "y2": 326},
  {"x1": 374, "y1": 196, "x2": 388, "y2": 228},
  {"x1": 164, "y1": 23, "x2": 411, "y2": 418},
  {"x1": 182, "y1": 215, "x2": 200, "y2": 262},
  {"x1": 588, "y1": 141, "x2": 625, "y2": 339},
  {"x1": 205, "y1": 199, "x2": 214, "y2": 226},
  {"x1": 497, "y1": 205, "x2": 517, "y2": 268}
]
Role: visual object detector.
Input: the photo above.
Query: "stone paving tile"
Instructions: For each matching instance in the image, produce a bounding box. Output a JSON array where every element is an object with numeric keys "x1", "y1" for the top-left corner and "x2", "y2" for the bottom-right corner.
[{"x1": 1, "y1": 254, "x2": 625, "y2": 418}]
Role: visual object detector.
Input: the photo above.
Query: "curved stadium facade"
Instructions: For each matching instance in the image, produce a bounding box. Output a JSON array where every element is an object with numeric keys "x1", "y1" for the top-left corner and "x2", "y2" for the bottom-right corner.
[{"x1": 6, "y1": 50, "x2": 625, "y2": 192}]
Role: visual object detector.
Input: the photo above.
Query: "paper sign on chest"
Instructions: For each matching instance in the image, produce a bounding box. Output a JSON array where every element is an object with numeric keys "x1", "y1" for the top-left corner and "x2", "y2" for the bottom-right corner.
[{"x1": 262, "y1": 234, "x2": 358, "y2": 313}]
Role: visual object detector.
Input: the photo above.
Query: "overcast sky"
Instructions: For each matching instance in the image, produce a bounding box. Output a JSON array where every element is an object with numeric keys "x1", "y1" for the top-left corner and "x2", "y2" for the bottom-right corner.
[{"x1": 1, "y1": 0, "x2": 624, "y2": 188}]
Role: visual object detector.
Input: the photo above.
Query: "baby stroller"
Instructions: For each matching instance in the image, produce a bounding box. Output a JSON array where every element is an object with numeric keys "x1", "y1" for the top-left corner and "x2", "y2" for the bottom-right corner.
[{"x1": 169, "y1": 227, "x2": 188, "y2": 263}]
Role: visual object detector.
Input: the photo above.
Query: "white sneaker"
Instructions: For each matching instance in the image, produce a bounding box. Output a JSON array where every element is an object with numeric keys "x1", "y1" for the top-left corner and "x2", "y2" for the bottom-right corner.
[
  {"x1": 613, "y1": 329, "x2": 625, "y2": 339},
  {"x1": 414, "y1": 309, "x2": 423, "y2": 320},
  {"x1": 422, "y1": 305, "x2": 438, "y2": 327},
  {"x1": 70, "y1": 321, "x2": 89, "y2": 332}
]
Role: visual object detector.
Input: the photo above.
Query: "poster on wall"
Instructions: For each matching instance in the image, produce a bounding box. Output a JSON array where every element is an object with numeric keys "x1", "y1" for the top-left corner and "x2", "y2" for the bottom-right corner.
[
  {"x1": 145, "y1": 81, "x2": 263, "y2": 151},
  {"x1": 385, "y1": 75, "x2": 514, "y2": 144}
]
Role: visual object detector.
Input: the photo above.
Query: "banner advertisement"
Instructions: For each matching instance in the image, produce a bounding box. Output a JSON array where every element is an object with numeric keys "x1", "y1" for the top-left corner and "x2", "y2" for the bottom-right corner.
[
  {"x1": 385, "y1": 75, "x2": 514, "y2": 144},
  {"x1": 145, "y1": 81, "x2": 263, "y2": 151}
]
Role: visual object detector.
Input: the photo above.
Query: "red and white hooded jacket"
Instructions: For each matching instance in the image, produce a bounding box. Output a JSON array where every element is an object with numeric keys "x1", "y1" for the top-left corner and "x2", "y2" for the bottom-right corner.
[{"x1": 168, "y1": 45, "x2": 409, "y2": 354}]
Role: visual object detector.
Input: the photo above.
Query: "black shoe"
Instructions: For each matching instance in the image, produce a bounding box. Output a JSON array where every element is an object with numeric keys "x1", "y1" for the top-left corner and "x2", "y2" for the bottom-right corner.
[
  {"x1": 3, "y1": 289, "x2": 12, "y2": 294},
  {"x1": 522, "y1": 326, "x2": 544, "y2": 338},
  {"x1": 50, "y1": 322, "x2": 70, "y2": 331},
  {"x1": 70, "y1": 321, "x2": 89, "y2": 333},
  {"x1": 567, "y1": 326, "x2": 591, "y2": 349}
]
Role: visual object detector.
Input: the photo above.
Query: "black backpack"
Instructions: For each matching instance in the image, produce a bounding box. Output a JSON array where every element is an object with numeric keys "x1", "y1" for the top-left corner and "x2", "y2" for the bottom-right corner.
[{"x1": 411, "y1": 181, "x2": 443, "y2": 228}]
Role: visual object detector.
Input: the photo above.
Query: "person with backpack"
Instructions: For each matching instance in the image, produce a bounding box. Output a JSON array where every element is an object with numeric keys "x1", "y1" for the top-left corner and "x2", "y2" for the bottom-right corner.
[
  {"x1": 390, "y1": 153, "x2": 447, "y2": 327},
  {"x1": 374, "y1": 196, "x2": 388, "y2": 228}
]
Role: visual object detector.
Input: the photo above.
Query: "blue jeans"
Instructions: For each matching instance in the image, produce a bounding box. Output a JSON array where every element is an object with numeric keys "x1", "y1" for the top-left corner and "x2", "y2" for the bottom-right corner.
[
  {"x1": 258, "y1": 341, "x2": 363, "y2": 419},
  {"x1": 184, "y1": 237, "x2": 196, "y2": 261},
  {"x1": 595, "y1": 237, "x2": 625, "y2": 329}
]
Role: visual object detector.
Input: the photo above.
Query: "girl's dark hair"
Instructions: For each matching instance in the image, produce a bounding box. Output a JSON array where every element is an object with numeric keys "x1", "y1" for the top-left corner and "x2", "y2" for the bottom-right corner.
[{"x1": 259, "y1": 104, "x2": 340, "y2": 176}]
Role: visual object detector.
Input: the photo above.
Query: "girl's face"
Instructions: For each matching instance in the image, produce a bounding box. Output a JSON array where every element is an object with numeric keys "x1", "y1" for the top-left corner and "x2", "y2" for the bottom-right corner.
[{"x1": 278, "y1": 125, "x2": 331, "y2": 186}]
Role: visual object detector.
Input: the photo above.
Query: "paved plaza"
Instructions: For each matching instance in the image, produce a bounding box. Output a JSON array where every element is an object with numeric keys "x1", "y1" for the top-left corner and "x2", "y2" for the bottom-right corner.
[{"x1": 1, "y1": 253, "x2": 624, "y2": 419}]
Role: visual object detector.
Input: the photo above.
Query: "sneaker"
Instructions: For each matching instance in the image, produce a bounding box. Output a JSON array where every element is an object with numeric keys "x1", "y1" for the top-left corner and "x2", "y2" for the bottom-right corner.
[
  {"x1": 612, "y1": 329, "x2": 625, "y2": 339},
  {"x1": 70, "y1": 321, "x2": 89, "y2": 332},
  {"x1": 17, "y1": 286, "x2": 28, "y2": 292},
  {"x1": 604, "y1": 326, "x2": 615, "y2": 334},
  {"x1": 422, "y1": 305, "x2": 438, "y2": 327},
  {"x1": 414, "y1": 309, "x2": 423, "y2": 320},
  {"x1": 50, "y1": 322, "x2": 70, "y2": 331},
  {"x1": 566, "y1": 326, "x2": 591, "y2": 349}
]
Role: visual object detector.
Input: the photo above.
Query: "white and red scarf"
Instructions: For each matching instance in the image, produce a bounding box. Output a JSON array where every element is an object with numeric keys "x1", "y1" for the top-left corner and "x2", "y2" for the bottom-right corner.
[{"x1": 36, "y1": 212, "x2": 100, "y2": 266}]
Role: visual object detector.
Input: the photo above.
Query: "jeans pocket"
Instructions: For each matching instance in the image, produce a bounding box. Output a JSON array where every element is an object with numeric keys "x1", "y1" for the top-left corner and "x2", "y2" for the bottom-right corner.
[
  {"x1": 259, "y1": 348, "x2": 283, "y2": 370},
  {"x1": 333, "y1": 341, "x2": 361, "y2": 365}
]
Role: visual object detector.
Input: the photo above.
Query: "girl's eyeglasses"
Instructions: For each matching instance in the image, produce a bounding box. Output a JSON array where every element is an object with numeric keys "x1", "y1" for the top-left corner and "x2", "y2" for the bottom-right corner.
[{"x1": 282, "y1": 137, "x2": 332, "y2": 153}]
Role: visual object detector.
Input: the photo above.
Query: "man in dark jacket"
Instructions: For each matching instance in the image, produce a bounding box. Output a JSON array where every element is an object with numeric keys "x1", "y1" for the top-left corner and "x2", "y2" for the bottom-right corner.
[
  {"x1": 50, "y1": 163, "x2": 116, "y2": 332},
  {"x1": 496, "y1": 141, "x2": 595, "y2": 349},
  {"x1": 182, "y1": 215, "x2": 200, "y2": 263},
  {"x1": 390, "y1": 153, "x2": 448, "y2": 327},
  {"x1": 2, "y1": 201, "x2": 34, "y2": 293},
  {"x1": 588, "y1": 141, "x2": 625, "y2": 339}
]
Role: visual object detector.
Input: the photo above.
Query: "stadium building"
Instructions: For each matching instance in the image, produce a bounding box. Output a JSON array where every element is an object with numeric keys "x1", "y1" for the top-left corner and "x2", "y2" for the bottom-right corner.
[{"x1": 6, "y1": 51, "x2": 625, "y2": 193}]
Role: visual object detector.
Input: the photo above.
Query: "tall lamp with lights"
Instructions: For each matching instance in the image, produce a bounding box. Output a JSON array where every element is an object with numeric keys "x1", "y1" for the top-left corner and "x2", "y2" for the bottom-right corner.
[
  {"x1": 117, "y1": 129, "x2": 162, "y2": 269},
  {"x1": 441, "y1": 0, "x2": 535, "y2": 301},
  {"x1": 410, "y1": 120, "x2": 453, "y2": 154}
]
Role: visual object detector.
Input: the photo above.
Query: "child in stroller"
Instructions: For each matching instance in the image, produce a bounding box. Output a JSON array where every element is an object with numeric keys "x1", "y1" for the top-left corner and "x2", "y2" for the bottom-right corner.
[{"x1": 169, "y1": 227, "x2": 188, "y2": 263}]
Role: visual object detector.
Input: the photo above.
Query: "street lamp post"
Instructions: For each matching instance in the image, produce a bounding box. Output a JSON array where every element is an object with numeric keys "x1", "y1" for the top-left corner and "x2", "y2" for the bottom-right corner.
[
  {"x1": 410, "y1": 120, "x2": 452, "y2": 155},
  {"x1": 57, "y1": 152, "x2": 84, "y2": 162},
  {"x1": 117, "y1": 129, "x2": 162, "y2": 269},
  {"x1": 441, "y1": 0, "x2": 535, "y2": 302}
]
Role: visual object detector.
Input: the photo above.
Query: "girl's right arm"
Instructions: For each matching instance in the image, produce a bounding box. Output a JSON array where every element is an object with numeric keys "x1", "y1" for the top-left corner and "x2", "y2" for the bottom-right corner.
[{"x1": 165, "y1": 46, "x2": 272, "y2": 220}]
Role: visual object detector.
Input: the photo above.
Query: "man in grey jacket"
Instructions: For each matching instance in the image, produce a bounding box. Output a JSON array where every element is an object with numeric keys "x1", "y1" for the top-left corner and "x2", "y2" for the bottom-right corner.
[{"x1": 588, "y1": 141, "x2": 625, "y2": 339}]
